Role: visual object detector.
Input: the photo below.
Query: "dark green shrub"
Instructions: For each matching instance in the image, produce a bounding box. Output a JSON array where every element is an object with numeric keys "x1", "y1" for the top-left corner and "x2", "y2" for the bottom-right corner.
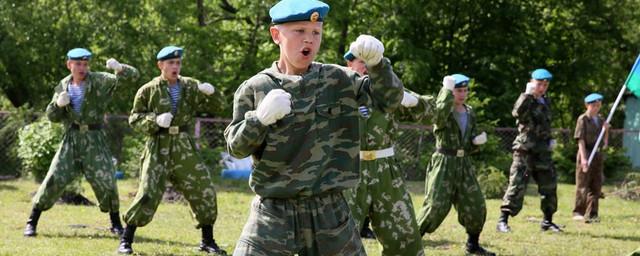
[
  {"x1": 119, "y1": 133, "x2": 146, "y2": 178},
  {"x1": 17, "y1": 117, "x2": 63, "y2": 182}
]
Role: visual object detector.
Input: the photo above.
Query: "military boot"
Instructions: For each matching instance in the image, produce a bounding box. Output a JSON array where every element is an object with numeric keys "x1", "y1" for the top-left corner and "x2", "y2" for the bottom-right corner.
[
  {"x1": 540, "y1": 214, "x2": 563, "y2": 232},
  {"x1": 199, "y1": 225, "x2": 227, "y2": 255},
  {"x1": 496, "y1": 211, "x2": 511, "y2": 233},
  {"x1": 23, "y1": 208, "x2": 42, "y2": 237},
  {"x1": 109, "y1": 212, "x2": 124, "y2": 235},
  {"x1": 465, "y1": 233, "x2": 496, "y2": 256},
  {"x1": 117, "y1": 225, "x2": 136, "y2": 254}
]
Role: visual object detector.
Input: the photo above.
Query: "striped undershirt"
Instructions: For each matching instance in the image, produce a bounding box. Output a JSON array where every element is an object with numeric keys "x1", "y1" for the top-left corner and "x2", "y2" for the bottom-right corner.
[
  {"x1": 168, "y1": 83, "x2": 181, "y2": 114},
  {"x1": 68, "y1": 82, "x2": 85, "y2": 113}
]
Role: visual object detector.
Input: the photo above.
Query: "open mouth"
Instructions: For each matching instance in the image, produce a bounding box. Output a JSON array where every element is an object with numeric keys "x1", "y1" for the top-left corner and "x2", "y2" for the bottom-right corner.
[
  {"x1": 301, "y1": 48, "x2": 311, "y2": 57},
  {"x1": 172, "y1": 71, "x2": 178, "y2": 76}
]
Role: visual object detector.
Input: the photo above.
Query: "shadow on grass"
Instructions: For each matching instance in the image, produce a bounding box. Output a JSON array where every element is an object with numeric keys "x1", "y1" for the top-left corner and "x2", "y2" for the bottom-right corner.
[
  {"x1": 0, "y1": 183, "x2": 17, "y2": 191},
  {"x1": 586, "y1": 233, "x2": 640, "y2": 242},
  {"x1": 40, "y1": 232, "x2": 194, "y2": 247}
]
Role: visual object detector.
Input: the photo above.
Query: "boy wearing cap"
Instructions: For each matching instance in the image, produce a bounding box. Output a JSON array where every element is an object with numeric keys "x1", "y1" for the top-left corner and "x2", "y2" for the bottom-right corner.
[
  {"x1": 497, "y1": 68, "x2": 563, "y2": 233},
  {"x1": 572, "y1": 93, "x2": 609, "y2": 223},
  {"x1": 343, "y1": 50, "x2": 429, "y2": 255},
  {"x1": 224, "y1": 0, "x2": 404, "y2": 254},
  {"x1": 415, "y1": 74, "x2": 494, "y2": 256},
  {"x1": 23, "y1": 48, "x2": 138, "y2": 238},
  {"x1": 117, "y1": 46, "x2": 225, "y2": 255}
]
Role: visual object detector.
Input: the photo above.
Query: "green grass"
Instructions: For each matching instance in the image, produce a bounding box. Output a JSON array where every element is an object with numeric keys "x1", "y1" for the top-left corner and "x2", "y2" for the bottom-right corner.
[{"x1": 1, "y1": 178, "x2": 639, "y2": 255}]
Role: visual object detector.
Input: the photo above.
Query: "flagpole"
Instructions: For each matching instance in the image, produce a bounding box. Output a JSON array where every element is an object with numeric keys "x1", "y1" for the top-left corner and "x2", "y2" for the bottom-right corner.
[
  {"x1": 587, "y1": 84, "x2": 625, "y2": 166},
  {"x1": 587, "y1": 54, "x2": 640, "y2": 167}
]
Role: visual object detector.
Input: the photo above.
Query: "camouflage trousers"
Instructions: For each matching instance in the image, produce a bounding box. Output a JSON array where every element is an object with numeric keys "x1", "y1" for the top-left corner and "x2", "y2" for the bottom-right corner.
[
  {"x1": 344, "y1": 157, "x2": 424, "y2": 256},
  {"x1": 500, "y1": 150, "x2": 558, "y2": 216},
  {"x1": 233, "y1": 192, "x2": 366, "y2": 256},
  {"x1": 416, "y1": 154, "x2": 486, "y2": 235},
  {"x1": 573, "y1": 152, "x2": 603, "y2": 218},
  {"x1": 32, "y1": 130, "x2": 119, "y2": 212},
  {"x1": 123, "y1": 133, "x2": 218, "y2": 227}
]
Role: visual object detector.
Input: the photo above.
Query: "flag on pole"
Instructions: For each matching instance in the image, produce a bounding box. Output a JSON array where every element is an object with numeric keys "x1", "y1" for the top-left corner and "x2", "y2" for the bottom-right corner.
[{"x1": 626, "y1": 54, "x2": 640, "y2": 98}]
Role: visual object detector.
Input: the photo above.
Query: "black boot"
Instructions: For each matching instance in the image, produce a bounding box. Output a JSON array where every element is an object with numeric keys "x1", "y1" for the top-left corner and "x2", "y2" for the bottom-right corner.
[
  {"x1": 359, "y1": 217, "x2": 376, "y2": 239},
  {"x1": 465, "y1": 233, "x2": 496, "y2": 256},
  {"x1": 540, "y1": 213, "x2": 563, "y2": 232},
  {"x1": 109, "y1": 212, "x2": 124, "y2": 235},
  {"x1": 496, "y1": 211, "x2": 511, "y2": 233},
  {"x1": 117, "y1": 225, "x2": 136, "y2": 254},
  {"x1": 24, "y1": 208, "x2": 42, "y2": 237},
  {"x1": 199, "y1": 225, "x2": 227, "y2": 255}
]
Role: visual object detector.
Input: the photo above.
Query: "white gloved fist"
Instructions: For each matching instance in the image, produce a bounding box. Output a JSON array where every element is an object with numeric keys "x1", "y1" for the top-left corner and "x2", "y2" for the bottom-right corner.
[
  {"x1": 105, "y1": 58, "x2": 123, "y2": 72},
  {"x1": 56, "y1": 92, "x2": 70, "y2": 107},
  {"x1": 525, "y1": 82, "x2": 536, "y2": 95},
  {"x1": 256, "y1": 89, "x2": 292, "y2": 126},
  {"x1": 401, "y1": 91, "x2": 419, "y2": 107},
  {"x1": 198, "y1": 82, "x2": 215, "y2": 95},
  {"x1": 549, "y1": 139, "x2": 557, "y2": 150},
  {"x1": 349, "y1": 35, "x2": 384, "y2": 67},
  {"x1": 442, "y1": 76, "x2": 456, "y2": 91},
  {"x1": 472, "y1": 132, "x2": 488, "y2": 145},
  {"x1": 156, "y1": 112, "x2": 173, "y2": 128}
]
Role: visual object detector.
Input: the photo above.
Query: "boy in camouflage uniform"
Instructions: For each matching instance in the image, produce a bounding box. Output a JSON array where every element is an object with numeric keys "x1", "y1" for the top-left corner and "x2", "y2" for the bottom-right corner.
[
  {"x1": 224, "y1": 0, "x2": 403, "y2": 255},
  {"x1": 415, "y1": 74, "x2": 494, "y2": 256},
  {"x1": 497, "y1": 68, "x2": 563, "y2": 233},
  {"x1": 117, "y1": 46, "x2": 226, "y2": 255},
  {"x1": 343, "y1": 50, "x2": 428, "y2": 256},
  {"x1": 573, "y1": 93, "x2": 609, "y2": 223},
  {"x1": 24, "y1": 48, "x2": 138, "y2": 237}
]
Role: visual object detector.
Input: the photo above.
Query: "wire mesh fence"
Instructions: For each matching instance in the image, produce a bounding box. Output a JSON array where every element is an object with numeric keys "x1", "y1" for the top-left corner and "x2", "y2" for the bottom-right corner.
[{"x1": 0, "y1": 112, "x2": 637, "y2": 180}]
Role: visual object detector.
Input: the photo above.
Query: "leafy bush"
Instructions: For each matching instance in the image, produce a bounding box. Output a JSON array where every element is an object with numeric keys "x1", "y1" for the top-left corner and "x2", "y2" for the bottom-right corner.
[
  {"x1": 118, "y1": 133, "x2": 146, "y2": 178},
  {"x1": 17, "y1": 117, "x2": 63, "y2": 182},
  {"x1": 472, "y1": 130, "x2": 510, "y2": 199},
  {"x1": 476, "y1": 165, "x2": 509, "y2": 199},
  {"x1": 612, "y1": 172, "x2": 640, "y2": 201}
]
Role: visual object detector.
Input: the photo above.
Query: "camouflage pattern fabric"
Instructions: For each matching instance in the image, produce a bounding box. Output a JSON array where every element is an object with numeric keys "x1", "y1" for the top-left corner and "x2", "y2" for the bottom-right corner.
[
  {"x1": 500, "y1": 93, "x2": 558, "y2": 216},
  {"x1": 32, "y1": 65, "x2": 139, "y2": 212},
  {"x1": 123, "y1": 76, "x2": 219, "y2": 227},
  {"x1": 226, "y1": 58, "x2": 403, "y2": 255},
  {"x1": 233, "y1": 193, "x2": 365, "y2": 256},
  {"x1": 343, "y1": 90, "x2": 433, "y2": 256},
  {"x1": 416, "y1": 88, "x2": 487, "y2": 235}
]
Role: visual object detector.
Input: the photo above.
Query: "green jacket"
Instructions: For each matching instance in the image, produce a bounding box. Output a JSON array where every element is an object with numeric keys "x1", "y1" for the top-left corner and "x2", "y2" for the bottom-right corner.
[
  {"x1": 225, "y1": 58, "x2": 403, "y2": 198},
  {"x1": 46, "y1": 65, "x2": 138, "y2": 125},
  {"x1": 129, "y1": 76, "x2": 217, "y2": 135},
  {"x1": 512, "y1": 93, "x2": 552, "y2": 152},
  {"x1": 432, "y1": 88, "x2": 478, "y2": 153}
]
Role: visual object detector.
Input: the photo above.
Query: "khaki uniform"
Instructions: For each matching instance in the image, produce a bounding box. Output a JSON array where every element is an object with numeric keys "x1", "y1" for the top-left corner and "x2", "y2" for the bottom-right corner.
[{"x1": 573, "y1": 113, "x2": 605, "y2": 218}]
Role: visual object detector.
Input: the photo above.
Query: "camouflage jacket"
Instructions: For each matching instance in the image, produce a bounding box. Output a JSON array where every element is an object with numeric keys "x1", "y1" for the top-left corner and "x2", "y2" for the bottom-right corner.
[
  {"x1": 46, "y1": 65, "x2": 138, "y2": 125},
  {"x1": 432, "y1": 88, "x2": 478, "y2": 153},
  {"x1": 360, "y1": 90, "x2": 434, "y2": 150},
  {"x1": 225, "y1": 58, "x2": 403, "y2": 198},
  {"x1": 512, "y1": 93, "x2": 552, "y2": 152},
  {"x1": 129, "y1": 76, "x2": 217, "y2": 135}
]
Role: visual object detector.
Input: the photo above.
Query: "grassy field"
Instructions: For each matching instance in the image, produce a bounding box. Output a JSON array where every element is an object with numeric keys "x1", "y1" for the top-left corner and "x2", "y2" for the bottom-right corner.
[{"x1": 1, "y1": 178, "x2": 639, "y2": 256}]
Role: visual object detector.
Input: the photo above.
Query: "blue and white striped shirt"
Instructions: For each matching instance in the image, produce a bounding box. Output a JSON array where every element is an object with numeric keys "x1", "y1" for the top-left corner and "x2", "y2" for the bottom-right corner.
[
  {"x1": 68, "y1": 82, "x2": 85, "y2": 113},
  {"x1": 168, "y1": 83, "x2": 181, "y2": 114}
]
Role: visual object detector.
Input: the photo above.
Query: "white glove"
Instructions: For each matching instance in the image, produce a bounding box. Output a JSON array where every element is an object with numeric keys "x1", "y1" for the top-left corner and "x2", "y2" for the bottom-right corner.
[
  {"x1": 156, "y1": 112, "x2": 173, "y2": 128},
  {"x1": 549, "y1": 139, "x2": 557, "y2": 150},
  {"x1": 349, "y1": 35, "x2": 384, "y2": 67},
  {"x1": 56, "y1": 92, "x2": 70, "y2": 107},
  {"x1": 105, "y1": 58, "x2": 123, "y2": 72},
  {"x1": 256, "y1": 89, "x2": 292, "y2": 126},
  {"x1": 442, "y1": 76, "x2": 456, "y2": 91},
  {"x1": 401, "y1": 91, "x2": 419, "y2": 107},
  {"x1": 525, "y1": 82, "x2": 536, "y2": 95},
  {"x1": 198, "y1": 82, "x2": 215, "y2": 95},
  {"x1": 472, "y1": 132, "x2": 488, "y2": 145}
]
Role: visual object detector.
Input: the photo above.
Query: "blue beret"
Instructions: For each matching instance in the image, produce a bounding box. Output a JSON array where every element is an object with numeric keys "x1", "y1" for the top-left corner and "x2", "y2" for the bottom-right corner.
[
  {"x1": 531, "y1": 68, "x2": 553, "y2": 81},
  {"x1": 584, "y1": 93, "x2": 603, "y2": 103},
  {"x1": 67, "y1": 48, "x2": 92, "y2": 60},
  {"x1": 269, "y1": 0, "x2": 330, "y2": 24},
  {"x1": 157, "y1": 46, "x2": 183, "y2": 61},
  {"x1": 344, "y1": 50, "x2": 355, "y2": 61},
  {"x1": 451, "y1": 74, "x2": 470, "y2": 88}
]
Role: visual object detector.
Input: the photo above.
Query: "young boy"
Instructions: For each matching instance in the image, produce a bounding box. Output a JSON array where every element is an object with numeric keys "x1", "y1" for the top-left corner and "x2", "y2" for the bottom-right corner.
[
  {"x1": 224, "y1": 0, "x2": 404, "y2": 254},
  {"x1": 573, "y1": 93, "x2": 609, "y2": 223}
]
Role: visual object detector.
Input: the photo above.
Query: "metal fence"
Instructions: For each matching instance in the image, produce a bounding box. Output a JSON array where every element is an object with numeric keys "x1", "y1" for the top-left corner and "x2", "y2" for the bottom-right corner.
[{"x1": 1, "y1": 112, "x2": 637, "y2": 179}]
